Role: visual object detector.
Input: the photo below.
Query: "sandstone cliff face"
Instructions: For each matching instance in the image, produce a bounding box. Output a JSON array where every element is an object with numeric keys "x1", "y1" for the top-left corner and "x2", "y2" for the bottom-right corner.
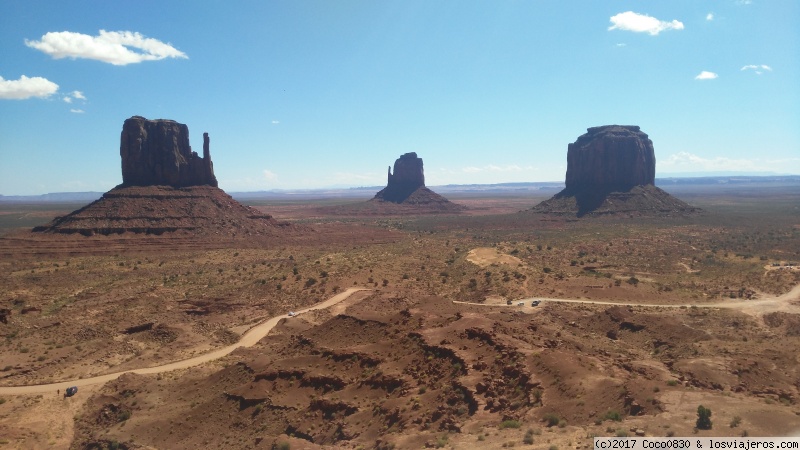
[
  {"x1": 373, "y1": 152, "x2": 426, "y2": 203},
  {"x1": 532, "y1": 125, "x2": 698, "y2": 217},
  {"x1": 564, "y1": 125, "x2": 655, "y2": 194},
  {"x1": 120, "y1": 116, "x2": 217, "y2": 187}
]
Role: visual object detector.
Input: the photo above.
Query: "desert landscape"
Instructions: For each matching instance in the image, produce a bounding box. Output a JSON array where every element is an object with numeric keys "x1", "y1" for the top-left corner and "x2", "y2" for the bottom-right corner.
[{"x1": 0, "y1": 119, "x2": 798, "y2": 449}]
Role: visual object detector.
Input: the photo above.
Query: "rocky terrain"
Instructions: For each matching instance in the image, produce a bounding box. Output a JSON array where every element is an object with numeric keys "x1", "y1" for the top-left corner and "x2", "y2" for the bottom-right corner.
[
  {"x1": 1, "y1": 187, "x2": 799, "y2": 448},
  {"x1": 532, "y1": 126, "x2": 698, "y2": 217}
]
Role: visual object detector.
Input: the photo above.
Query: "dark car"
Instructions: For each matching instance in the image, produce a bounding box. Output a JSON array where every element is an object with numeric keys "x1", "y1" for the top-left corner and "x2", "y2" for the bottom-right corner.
[
  {"x1": 65, "y1": 386, "x2": 78, "y2": 397},
  {"x1": 531, "y1": 300, "x2": 541, "y2": 307}
]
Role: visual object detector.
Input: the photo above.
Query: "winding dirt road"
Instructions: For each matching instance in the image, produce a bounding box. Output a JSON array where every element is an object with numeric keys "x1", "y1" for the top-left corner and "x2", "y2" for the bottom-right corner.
[
  {"x1": 454, "y1": 282, "x2": 800, "y2": 315},
  {"x1": 0, "y1": 287, "x2": 369, "y2": 396}
]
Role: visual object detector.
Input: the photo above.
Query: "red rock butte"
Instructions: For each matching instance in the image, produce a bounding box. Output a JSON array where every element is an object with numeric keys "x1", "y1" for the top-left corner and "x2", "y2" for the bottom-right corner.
[
  {"x1": 32, "y1": 116, "x2": 300, "y2": 237},
  {"x1": 532, "y1": 125, "x2": 698, "y2": 217},
  {"x1": 370, "y1": 152, "x2": 465, "y2": 212},
  {"x1": 120, "y1": 116, "x2": 218, "y2": 188}
]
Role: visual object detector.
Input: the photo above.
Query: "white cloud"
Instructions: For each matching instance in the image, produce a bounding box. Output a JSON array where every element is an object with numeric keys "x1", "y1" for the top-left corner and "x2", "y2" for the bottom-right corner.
[
  {"x1": 695, "y1": 71, "x2": 718, "y2": 80},
  {"x1": 737, "y1": 0, "x2": 752, "y2": 5},
  {"x1": 263, "y1": 170, "x2": 278, "y2": 182},
  {"x1": 70, "y1": 109, "x2": 84, "y2": 114},
  {"x1": 741, "y1": 64, "x2": 772, "y2": 75},
  {"x1": 706, "y1": 13, "x2": 714, "y2": 21},
  {"x1": 615, "y1": 43, "x2": 627, "y2": 47},
  {"x1": 0, "y1": 74, "x2": 59, "y2": 100},
  {"x1": 271, "y1": 120, "x2": 280, "y2": 124},
  {"x1": 25, "y1": 30, "x2": 188, "y2": 66},
  {"x1": 62, "y1": 90, "x2": 86, "y2": 103},
  {"x1": 608, "y1": 11, "x2": 684, "y2": 36},
  {"x1": 661, "y1": 151, "x2": 800, "y2": 172}
]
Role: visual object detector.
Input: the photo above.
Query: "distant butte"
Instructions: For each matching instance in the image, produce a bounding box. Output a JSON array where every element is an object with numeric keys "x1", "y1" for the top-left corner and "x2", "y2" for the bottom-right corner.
[
  {"x1": 370, "y1": 152, "x2": 465, "y2": 211},
  {"x1": 532, "y1": 125, "x2": 699, "y2": 217},
  {"x1": 33, "y1": 116, "x2": 300, "y2": 236}
]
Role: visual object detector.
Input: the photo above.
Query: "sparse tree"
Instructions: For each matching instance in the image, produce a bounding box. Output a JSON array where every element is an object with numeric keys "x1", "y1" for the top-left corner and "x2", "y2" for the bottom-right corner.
[{"x1": 696, "y1": 405, "x2": 712, "y2": 430}]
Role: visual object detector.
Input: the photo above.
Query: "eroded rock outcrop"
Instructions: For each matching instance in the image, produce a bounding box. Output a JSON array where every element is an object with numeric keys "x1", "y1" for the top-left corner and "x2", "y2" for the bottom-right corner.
[
  {"x1": 368, "y1": 153, "x2": 465, "y2": 213},
  {"x1": 564, "y1": 125, "x2": 655, "y2": 194},
  {"x1": 33, "y1": 117, "x2": 301, "y2": 237},
  {"x1": 120, "y1": 116, "x2": 217, "y2": 188},
  {"x1": 532, "y1": 125, "x2": 698, "y2": 217},
  {"x1": 373, "y1": 152, "x2": 426, "y2": 203}
]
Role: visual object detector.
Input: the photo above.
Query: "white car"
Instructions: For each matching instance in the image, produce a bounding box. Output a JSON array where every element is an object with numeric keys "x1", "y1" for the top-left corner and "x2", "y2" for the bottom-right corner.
[{"x1": 288, "y1": 311, "x2": 297, "y2": 317}]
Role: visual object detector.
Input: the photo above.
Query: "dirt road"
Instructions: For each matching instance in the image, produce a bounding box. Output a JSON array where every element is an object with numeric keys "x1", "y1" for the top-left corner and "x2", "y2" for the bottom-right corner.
[
  {"x1": 454, "y1": 282, "x2": 800, "y2": 315},
  {"x1": 0, "y1": 287, "x2": 369, "y2": 396}
]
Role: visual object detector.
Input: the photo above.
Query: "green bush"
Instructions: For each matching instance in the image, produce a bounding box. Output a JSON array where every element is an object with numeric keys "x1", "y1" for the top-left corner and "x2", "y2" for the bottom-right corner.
[
  {"x1": 500, "y1": 420, "x2": 521, "y2": 429},
  {"x1": 523, "y1": 428, "x2": 535, "y2": 445},
  {"x1": 696, "y1": 405, "x2": 712, "y2": 430},
  {"x1": 543, "y1": 413, "x2": 559, "y2": 427}
]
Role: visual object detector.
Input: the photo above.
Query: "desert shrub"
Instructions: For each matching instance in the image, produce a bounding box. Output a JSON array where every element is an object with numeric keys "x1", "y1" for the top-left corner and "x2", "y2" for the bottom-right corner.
[
  {"x1": 305, "y1": 277, "x2": 317, "y2": 288},
  {"x1": 604, "y1": 410, "x2": 622, "y2": 422},
  {"x1": 543, "y1": 413, "x2": 559, "y2": 427},
  {"x1": 500, "y1": 420, "x2": 521, "y2": 429},
  {"x1": 523, "y1": 428, "x2": 535, "y2": 445},
  {"x1": 277, "y1": 442, "x2": 291, "y2": 450},
  {"x1": 730, "y1": 416, "x2": 741, "y2": 428},
  {"x1": 696, "y1": 405, "x2": 712, "y2": 430},
  {"x1": 627, "y1": 277, "x2": 639, "y2": 285}
]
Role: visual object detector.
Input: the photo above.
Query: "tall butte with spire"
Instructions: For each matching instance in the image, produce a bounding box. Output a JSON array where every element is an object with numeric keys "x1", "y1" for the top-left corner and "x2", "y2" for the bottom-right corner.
[
  {"x1": 33, "y1": 116, "x2": 299, "y2": 237},
  {"x1": 370, "y1": 152, "x2": 465, "y2": 211}
]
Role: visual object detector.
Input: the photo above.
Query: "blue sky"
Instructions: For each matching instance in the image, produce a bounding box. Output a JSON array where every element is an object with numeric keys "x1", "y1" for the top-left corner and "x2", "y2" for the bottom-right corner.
[{"x1": 1, "y1": 1, "x2": 798, "y2": 194}]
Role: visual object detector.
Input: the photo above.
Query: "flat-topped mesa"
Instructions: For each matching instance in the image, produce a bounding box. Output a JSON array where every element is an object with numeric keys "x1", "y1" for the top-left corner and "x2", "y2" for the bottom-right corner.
[
  {"x1": 375, "y1": 152, "x2": 426, "y2": 203},
  {"x1": 530, "y1": 125, "x2": 699, "y2": 217},
  {"x1": 564, "y1": 125, "x2": 655, "y2": 194},
  {"x1": 120, "y1": 116, "x2": 218, "y2": 188}
]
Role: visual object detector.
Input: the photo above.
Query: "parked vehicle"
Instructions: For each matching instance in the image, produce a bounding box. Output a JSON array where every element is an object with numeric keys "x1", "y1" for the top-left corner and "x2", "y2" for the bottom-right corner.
[
  {"x1": 288, "y1": 311, "x2": 297, "y2": 317},
  {"x1": 65, "y1": 386, "x2": 78, "y2": 397},
  {"x1": 531, "y1": 300, "x2": 541, "y2": 306}
]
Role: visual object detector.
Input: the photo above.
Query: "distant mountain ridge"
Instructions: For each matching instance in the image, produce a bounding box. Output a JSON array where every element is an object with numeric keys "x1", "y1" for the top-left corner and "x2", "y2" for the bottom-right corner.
[{"x1": 2, "y1": 175, "x2": 798, "y2": 203}]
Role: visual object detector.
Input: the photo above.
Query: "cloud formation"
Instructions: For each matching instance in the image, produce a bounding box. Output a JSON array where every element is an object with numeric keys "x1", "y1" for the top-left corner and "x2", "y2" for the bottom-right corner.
[
  {"x1": 70, "y1": 109, "x2": 84, "y2": 114},
  {"x1": 0, "y1": 75, "x2": 59, "y2": 100},
  {"x1": 608, "y1": 11, "x2": 684, "y2": 35},
  {"x1": 741, "y1": 64, "x2": 772, "y2": 74},
  {"x1": 263, "y1": 170, "x2": 278, "y2": 182},
  {"x1": 706, "y1": 13, "x2": 714, "y2": 21},
  {"x1": 25, "y1": 30, "x2": 188, "y2": 66},
  {"x1": 661, "y1": 151, "x2": 800, "y2": 173},
  {"x1": 63, "y1": 90, "x2": 86, "y2": 103},
  {"x1": 695, "y1": 71, "x2": 718, "y2": 80}
]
